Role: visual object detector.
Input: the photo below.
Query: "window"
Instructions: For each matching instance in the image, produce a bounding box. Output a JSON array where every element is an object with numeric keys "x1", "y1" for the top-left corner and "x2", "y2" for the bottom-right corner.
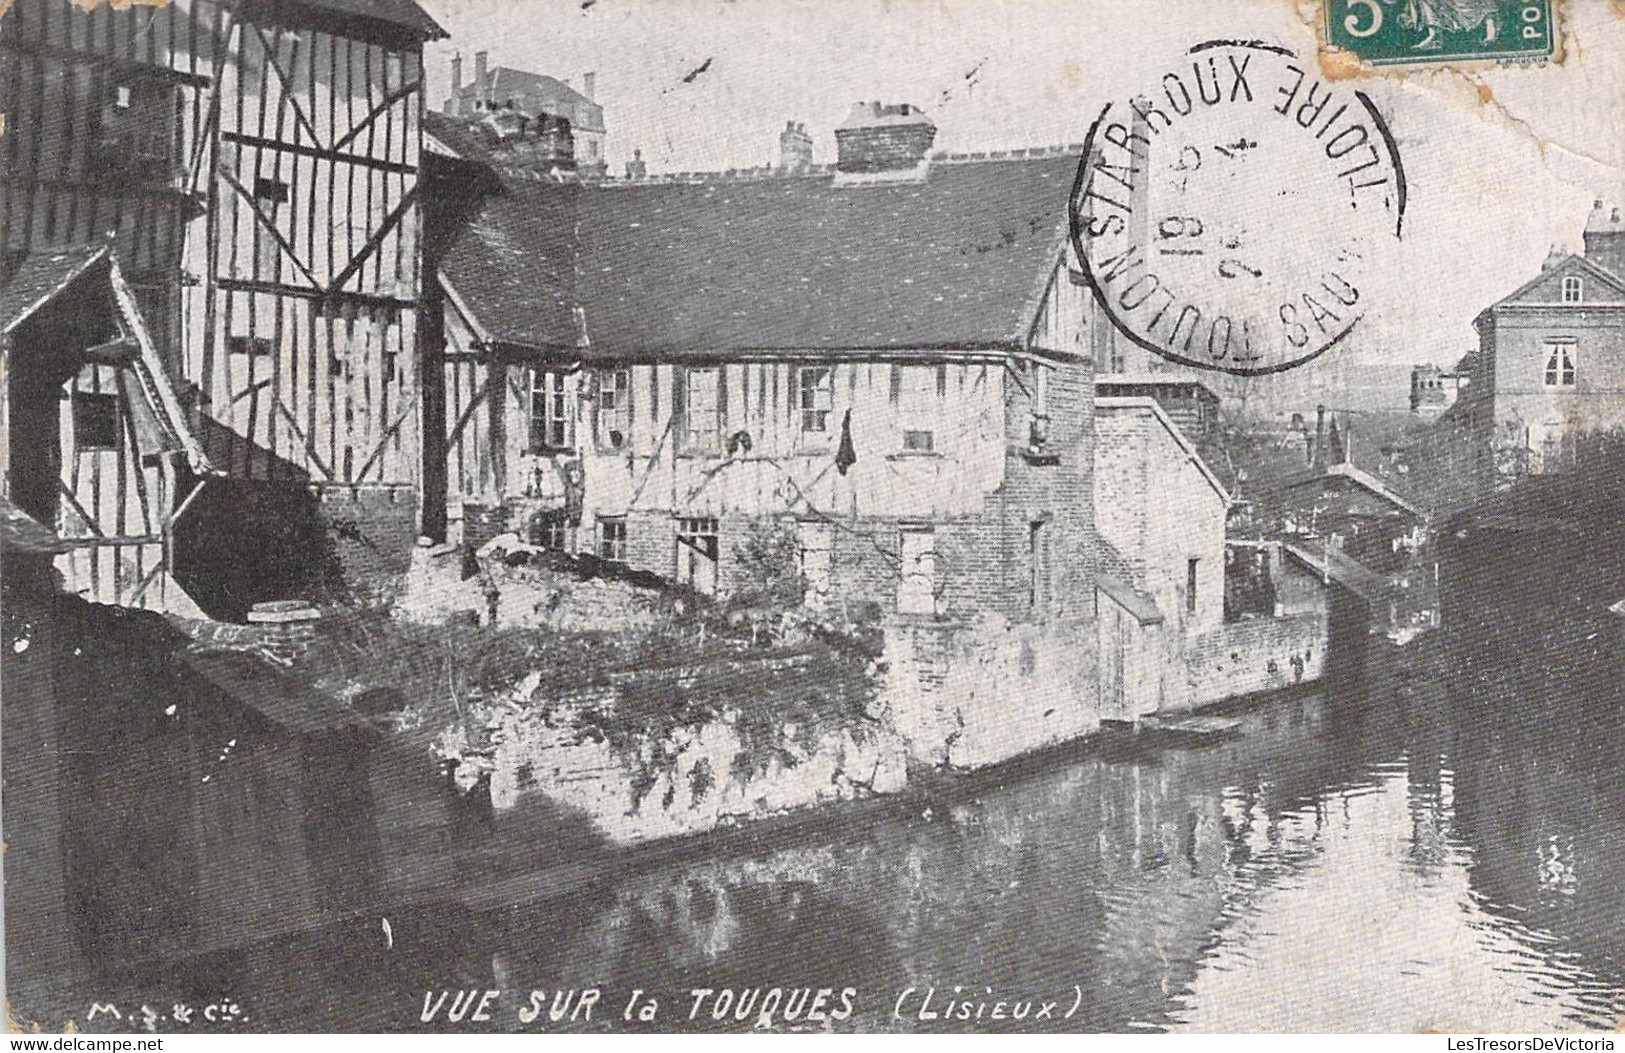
[
  {"x1": 1542, "y1": 340, "x2": 1576, "y2": 388},
  {"x1": 597, "y1": 517, "x2": 627, "y2": 564},
  {"x1": 1561, "y1": 276, "x2": 1583, "y2": 304},
  {"x1": 683, "y1": 367, "x2": 722, "y2": 453},
  {"x1": 594, "y1": 368, "x2": 631, "y2": 449},
  {"x1": 72, "y1": 392, "x2": 119, "y2": 451},
  {"x1": 1187, "y1": 558, "x2": 1200, "y2": 614},
  {"x1": 798, "y1": 367, "x2": 834, "y2": 434},
  {"x1": 797, "y1": 520, "x2": 834, "y2": 609},
  {"x1": 529, "y1": 510, "x2": 571, "y2": 551},
  {"x1": 676, "y1": 516, "x2": 720, "y2": 594},
  {"x1": 1029, "y1": 519, "x2": 1051, "y2": 614},
  {"x1": 902, "y1": 430, "x2": 935, "y2": 453},
  {"x1": 897, "y1": 527, "x2": 936, "y2": 614},
  {"x1": 529, "y1": 368, "x2": 574, "y2": 451},
  {"x1": 1029, "y1": 361, "x2": 1051, "y2": 448}
]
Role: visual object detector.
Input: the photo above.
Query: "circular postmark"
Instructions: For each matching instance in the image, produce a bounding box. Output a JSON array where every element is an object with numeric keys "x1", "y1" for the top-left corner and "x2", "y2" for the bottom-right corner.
[{"x1": 1068, "y1": 40, "x2": 1406, "y2": 376}]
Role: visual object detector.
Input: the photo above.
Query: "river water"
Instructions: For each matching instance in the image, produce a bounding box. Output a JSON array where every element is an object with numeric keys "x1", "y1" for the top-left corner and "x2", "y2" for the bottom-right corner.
[{"x1": 23, "y1": 635, "x2": 1625, "y2": 1033}]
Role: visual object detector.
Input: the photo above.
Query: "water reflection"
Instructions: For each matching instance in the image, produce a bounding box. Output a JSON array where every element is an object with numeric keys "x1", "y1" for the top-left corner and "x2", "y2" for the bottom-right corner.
[{"x1": 15, "y1": 630, "x2": 1625, "y2": 1032}]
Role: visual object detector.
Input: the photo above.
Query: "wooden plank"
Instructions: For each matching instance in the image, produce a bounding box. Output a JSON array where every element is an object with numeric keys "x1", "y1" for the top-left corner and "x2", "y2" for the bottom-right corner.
[
  {"x1": 218, "y1": 129, "x2": 415, "y2": 176},
  {"x1": 246, "y1": 20, "x2": 321, "y2": 149},
  {"x1": 327, "y1": 185, "x2": 416, "y2": 294}
]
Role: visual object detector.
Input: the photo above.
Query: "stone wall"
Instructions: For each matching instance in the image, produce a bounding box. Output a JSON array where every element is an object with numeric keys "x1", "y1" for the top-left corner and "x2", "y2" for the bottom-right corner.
[
  {"x1": 879, "y1": 612, "x2": 1099, "y2": 769},
  {"x1": 1185, "y1": 612, "x2": 1327, "y2": 708},
  {"x1": 440, "y1": 665, "x2": 908, "y2": 846}
]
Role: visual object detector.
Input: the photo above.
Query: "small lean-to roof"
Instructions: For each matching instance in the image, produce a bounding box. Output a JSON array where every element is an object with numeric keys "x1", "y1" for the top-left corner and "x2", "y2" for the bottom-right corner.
[
  {"x1": 439, "y1": 151, "x2": 1081, "y2": 360},
  {"x1": 1281, "y1": 540, "x2": 1393, "y2": 606},
  {"x1": 1276, "y1": 461, "x2": 1424, "y2": 520},
  {"x1": 0, "y1": 245, "x2": 112, "y2": 335},
  {"x1": 1, "y1": 247, "x2": 217, "y2": 476},
  {"x1": 1085, "y1": 529, "x2": 1163, "y2": 626},
  {"x1": 0, "y1": 495, "x2": 78, "y2": 554}
]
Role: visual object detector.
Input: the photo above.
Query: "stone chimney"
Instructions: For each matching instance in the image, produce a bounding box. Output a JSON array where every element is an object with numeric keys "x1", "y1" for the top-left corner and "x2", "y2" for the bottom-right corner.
[
  {"x1": 834, "y1": 101, "x2": 935, "y2": 175},
  {"x1": 451, "y1": 52, "x2": 462, "y2": 92},
  {"x1": 625, "y1": 147, "x2": 646, "y2": 180},
  {"x1": 1583, "y1": 198, "x2": 1625, "y2": 280},
  {"x1": 474, "y1": 50, "x2": 489, "y2": 103},
  {"x1": 582, "y1": 71, "x2": 596, "y2": 101},
  {"x1": 778, "y1": 120, "x2": 812, "y2": 174}
]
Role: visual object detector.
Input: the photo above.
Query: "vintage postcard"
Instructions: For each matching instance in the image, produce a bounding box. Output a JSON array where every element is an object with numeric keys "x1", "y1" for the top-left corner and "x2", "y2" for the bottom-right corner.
[{"x1": 2, "y1": 0, "x2": 1623, "y2": 1037}]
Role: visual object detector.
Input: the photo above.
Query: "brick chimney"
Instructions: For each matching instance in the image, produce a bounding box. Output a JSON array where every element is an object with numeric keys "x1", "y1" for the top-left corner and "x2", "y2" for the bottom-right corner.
[
  {"x1": 1583, "y1": 198, "x2": 1625, "y2": 280},
  {"x1": 834, "y1": 101, "x2": 935, "y2": 175},
  {"x1": 582, "y1": 71, "x2": 596, "y2": 101},
  {"x1": 778, "y1": 120, "x2": 812, "y2": 174},
  {"x1": 474, "y1": 50, "x2": 489, "y2": 103}
]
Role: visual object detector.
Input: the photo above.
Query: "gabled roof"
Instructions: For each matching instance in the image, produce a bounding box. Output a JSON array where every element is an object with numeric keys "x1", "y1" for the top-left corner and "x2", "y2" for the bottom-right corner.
[
  {"x1": 1, "y1": 245, "x2": 111, "y2": 335},
  {"x1": 1276, "y1": 460, "x2": 1424, "y2": 519},
  {"x1": 1281, "y1": 540, "x2": 1393, "y2": 606},
  {"x1": 1477, "y1": 253, "x2": 1625, "y2": 323},
  {"x1": 440, "y1": 153, "x2": 1079, "y2": 360},
  {"x1": 1, "y1": 246, "x2": 217, "y2": 476},
  {"x1": 1095, "y1": 395, "x2": 1231, "y2": 504}
]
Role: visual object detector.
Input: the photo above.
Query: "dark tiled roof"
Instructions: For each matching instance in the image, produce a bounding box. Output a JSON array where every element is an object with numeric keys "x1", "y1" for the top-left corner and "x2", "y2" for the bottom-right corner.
[
  {"x1": 439, "y1": 153, "x2": 1079, "y2": 359},
  {"x1": 0, "y1": 495, "x2": 74, "y2": 554},
  {"x1": 441, "y1": 180, "x2": 580, "y2": 351},
  {"x1": 265, "y1": 0, "x2": 446, "y2": 40},
  {"x1": 0, "y1": 244, "x2": 109, "y2": 334}
]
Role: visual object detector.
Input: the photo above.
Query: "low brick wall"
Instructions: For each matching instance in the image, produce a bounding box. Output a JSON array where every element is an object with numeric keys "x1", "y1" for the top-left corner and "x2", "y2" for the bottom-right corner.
[
  {"x1": 167, "y1": 616, "x2": 320, "y2": 667},
  {"x1": 1184, "y1": 612, "x2": 1328, "y2": 709},
  {"x1": 880, "y1": 613, "x2": 1099, "y2": 769},
  {"x1": 394, "y1": 534, "x2": 667, "y2": 632}
]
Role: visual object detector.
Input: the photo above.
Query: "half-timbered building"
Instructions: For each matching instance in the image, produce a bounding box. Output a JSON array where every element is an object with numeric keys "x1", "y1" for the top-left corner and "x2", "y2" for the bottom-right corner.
[
  {"x1": 428, "y1": 110, "x2": 1102, "y2": 623},
  {"x1": 2, "y1": 0, "x2": 443, "y2": 614}
]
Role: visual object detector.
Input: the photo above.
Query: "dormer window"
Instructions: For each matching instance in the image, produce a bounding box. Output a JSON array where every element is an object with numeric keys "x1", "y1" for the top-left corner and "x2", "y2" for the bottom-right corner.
[{"x1": 1561, "y1": 276, "x2": 1583, "y2": 303}]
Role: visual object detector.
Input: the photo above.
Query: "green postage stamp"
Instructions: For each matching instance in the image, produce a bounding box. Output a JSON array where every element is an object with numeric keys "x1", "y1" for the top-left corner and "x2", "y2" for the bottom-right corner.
[{"x1": 1324, "y1": 0, "x2": 1556, "y2": 65}]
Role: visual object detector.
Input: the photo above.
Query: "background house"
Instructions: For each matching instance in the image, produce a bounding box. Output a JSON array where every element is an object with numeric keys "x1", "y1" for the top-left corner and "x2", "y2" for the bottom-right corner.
[
  {"x1": 443, "y1": 52, "x2": 606, "y2": 174},
  {"x1": 1449, "y1": 200, "x2": 1625, "y2": 494}
]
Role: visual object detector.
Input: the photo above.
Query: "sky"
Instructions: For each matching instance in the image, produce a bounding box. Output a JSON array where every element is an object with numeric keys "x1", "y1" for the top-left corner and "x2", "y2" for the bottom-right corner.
[{"x1": 415, "y1": 0, "x2": 1625, "y2": 409}]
